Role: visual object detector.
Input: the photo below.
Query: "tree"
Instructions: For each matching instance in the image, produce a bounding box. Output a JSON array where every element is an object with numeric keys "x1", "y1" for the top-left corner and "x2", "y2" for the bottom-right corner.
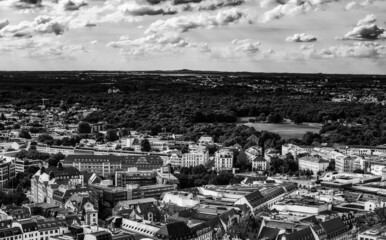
[
  {"x1": 0, "y1": 113, "x2": 6, "y2": 120},
  {"x1": 38, "y1": 134, "x2": 54, "y2": 145},
  {"x1": 293, "y1": 114, "x2": 304, "y2": 125},
  {"x1": 19, "y1": 129, "x2": 31, "y2": 139},
  {"x1": 180, "y1": 145, "x2": 189, "y2": 154},
  {"x1": 120, "y1": 128, "x2": 130, "y2": 137},
  {"x1": 47, "y1": 152, "x2": 65, "y2": 167},
  {"x1": 236, "y1": 151, "x2": 250, "y2": 172},
  {"x1": 78, "y1": 121, "x2": 92, "y2": 134},
  {"x1": 326, "y1": 160, "x2": 335, "y2": 171},
  {"x1": 267, "y1": 113, "x2": 283, "y2": 123},
  {"x1": 141, "y1": 139, "x2": 151, "y2": 152},
  {"x1": 105, "y1": 129, "x2": 119, "y2": 142}
]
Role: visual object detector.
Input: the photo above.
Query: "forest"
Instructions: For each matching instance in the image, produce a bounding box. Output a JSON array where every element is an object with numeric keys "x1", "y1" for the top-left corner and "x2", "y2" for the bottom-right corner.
[{"x1": 1, "y1": 71, "x2": 386, "y2": 146}]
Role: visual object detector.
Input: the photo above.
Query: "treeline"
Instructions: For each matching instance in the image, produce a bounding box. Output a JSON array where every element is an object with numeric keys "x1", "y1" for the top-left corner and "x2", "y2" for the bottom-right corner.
[{"x1": 174, "y1": 165, "x2": 244, "y2": 189}]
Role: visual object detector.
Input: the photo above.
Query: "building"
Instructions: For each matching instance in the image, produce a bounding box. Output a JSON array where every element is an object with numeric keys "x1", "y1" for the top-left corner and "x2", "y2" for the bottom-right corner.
[
  {"x1": 252, "y1": 157, "x2": 267, "y2": 171},
  {"x1": 335, "y1": 156, "x2": 356, "y2": 173},
  {"x1": 31, "y1": 166, "x2": 82, "y2": 203},
  {"x1": 15, "y1": 158, "x2": 41, "y2": 174},
  {"x1": 357, "y1": 225, "x2": 386, "y2": 240},
  {"x1": 168, "y1": 153, "x2": 181, "y2": 167},
  {"x1": 181, "y1": 147, "x2": 209, "y2": 168},
  {"x1": 319, "y1": 217, "x2": 349, "y2": 240},
  {"x1": 214, "y1": 149, "x2": 233, "y2": 171},
  {"x1": 115, "y1": 168, "x2": 156, "y2": 187},
  {"x1": 198, "y1": 136, "x2": 214, "y2": 146},
  {"x1": 298, "y1": 156, "x2": 329, "y2": 175},
  {"x1": 63, "y1": 155, "x2": 163, "y2": 177},
  {"x1": 0, "y1": 158, "x2": 15, "y2": 188},
  {"x1": 162, "y1": 191, "x2": 200, "y2": 208}
]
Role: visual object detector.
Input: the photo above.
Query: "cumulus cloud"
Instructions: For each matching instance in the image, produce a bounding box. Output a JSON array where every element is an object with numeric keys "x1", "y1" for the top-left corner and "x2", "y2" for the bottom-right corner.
[
  {"x1": 232, "y1": 39, "x2": 260, "y2": 53},
  {"x1": 106, "y1": 33, "x2": 210, "y2": 57},
  {"x1": 312, "y1": 42, "x2": 386, "y2": 59},
  {"x1": 259, "y1": 0, "x2": 336, "y2": 23},
  {"x1": 118, "y1": 2, "x2": 175, "y2": 16},
  {"x1": 59, "y1": 0, "x2": 87, "y2": 11},
  {"x1": 285, "y1": 33, "x2": 317, "y2": 42},
  {"x1": 0, "y1": 15, "x2": 70, "y2": 37},
  {"x1": 145, "y1": 8, "x2": 248, "y2": 34},
  {"x1": 0, "y1": 36, "x2": 85, "y2": 59},
  {"x1": 342, "y1": 14, "x2": 385, "y2": 40}
]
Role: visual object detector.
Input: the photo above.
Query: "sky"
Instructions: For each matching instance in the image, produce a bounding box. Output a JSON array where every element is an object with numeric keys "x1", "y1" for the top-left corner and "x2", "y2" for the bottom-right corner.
[{"x1": 0, "y1": 0, "x2": 385, "y2": 73}]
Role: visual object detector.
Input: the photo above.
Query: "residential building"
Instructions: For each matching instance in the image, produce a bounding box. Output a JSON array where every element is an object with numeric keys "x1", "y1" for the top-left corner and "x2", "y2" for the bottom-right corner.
[
  {"x1": 299, "y1": 156, "x2": 329, "y2": 175},
  {"x1": 0, "y1": 158, "x2": 15, "y2": 188},
  {"x1": 214, "y1": 149, "x2": 233, "y2": 171},
  {"x1": 198, "y1": 136, "x2": 214, "y2": 146},
  {"x1": 181, "y1": 147, "x2": 209, "y2": 168},
  {"x1": 252, "y1": 157, "x2": 267, "y2": 171},
  {"x1": 31, "y1": 166, "x2": 82, "y2": 203},
  {"x1": 319, "y1": 217, "x2": 349, "y2": 240}
]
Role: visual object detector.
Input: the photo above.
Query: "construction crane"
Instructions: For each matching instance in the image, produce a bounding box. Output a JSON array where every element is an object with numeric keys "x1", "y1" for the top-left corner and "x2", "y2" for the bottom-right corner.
[{"x1": 42, "y1": 98, "x2": 49, "y2": 109}]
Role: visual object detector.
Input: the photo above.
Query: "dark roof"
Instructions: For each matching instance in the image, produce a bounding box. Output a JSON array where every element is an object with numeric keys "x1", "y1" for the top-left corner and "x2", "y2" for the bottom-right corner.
[
  {"x1": 18, "y1": 220, "x2": 38, "y2": 232},
  {"x1": 259, "y1": 227, "x2": 280, "y2": 240},
  {"x1": 89, "y1": 231, "x2": 113, "y2": 240},
  {"x1": 0, "y1": 219, "x2": 12, "y2": 229},
  {"x1": 320, "y1": 218, "x2": 348, "y2": 236},
  {"x1": 244, "y1": 190, "x2": 265, "y2": 208},
  {"x1": 280, "y1": 227, "x2": 316, "y2": 240},
  {"x1": 156, "y1": 222, "x2": 192, "y2": 238},
  {"x1": 137, "y1": 203, "x2": 160, "y2": 217},
  {"x1": 0, "y1": 227, "x2": 22, "y2": 238},
  {"x1": 45, "y1": 166, "x2": 80, "y2": 177},
  {"x1": 64, "y1": 155, "x2": 163, "y2": 165},
  {"x1": 300, "y1": 215, "x2": 319, "y2": 225},
  {"x1": 65, "y1": 215, "x2": 82, "y2": 225}
]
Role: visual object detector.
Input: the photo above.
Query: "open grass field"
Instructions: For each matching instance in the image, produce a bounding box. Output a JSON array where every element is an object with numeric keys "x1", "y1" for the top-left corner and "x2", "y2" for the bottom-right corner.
[{"x1": 239, "y1": 121, "x2": 322, "y2": 140}]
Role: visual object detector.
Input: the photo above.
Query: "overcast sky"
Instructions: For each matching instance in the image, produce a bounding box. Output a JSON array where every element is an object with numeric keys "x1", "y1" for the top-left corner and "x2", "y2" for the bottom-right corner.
[{"x1": 0, "y1": 0, "x2": 385, "y2": 73}]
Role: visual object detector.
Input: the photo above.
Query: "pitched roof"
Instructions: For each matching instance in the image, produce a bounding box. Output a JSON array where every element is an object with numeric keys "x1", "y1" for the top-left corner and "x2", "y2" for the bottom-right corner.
[
  {"x1": 45, "y1": 166, "x2": 80, "y2": 177},
  {"x1": 156, "y1": 222, "x2": 192, "y2": 238},
  {"x1": 244, "y1": 190, "x2": 265, "y2": 208},
  {"x1": 280, "y1": 227, "x2": 316, "y2": 240},
  {"x1": 320, "y1": 218, "x2": 348, "y2": 235},
  {"x1": 259, "y1": 226, "x2": 280, "y2": 240}
]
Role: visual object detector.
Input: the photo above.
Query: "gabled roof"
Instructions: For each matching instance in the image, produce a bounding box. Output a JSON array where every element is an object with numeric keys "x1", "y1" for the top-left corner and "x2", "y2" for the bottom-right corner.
[
  {"x1": 320, "y1": 218, "x2": 348, "y2": 235},
  {"x1": 156, "y1": 222, "x2": 192, "y2": 238},
  {"x1": 281, "y1": 227, "x2": 316, "y2": 240},
  {"x1": 0, "y1": 227, "x2": 22, "y2": 237},
  {"x1": 259, "y1": 226, "x2": 280, "y2": 240},
  {"x1": 137, "y1": 203, "x2": 160, "y2": 217}
]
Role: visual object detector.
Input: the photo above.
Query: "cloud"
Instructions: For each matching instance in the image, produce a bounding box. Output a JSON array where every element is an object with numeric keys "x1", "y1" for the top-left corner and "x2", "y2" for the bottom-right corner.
[
  {"x1": 344, "y1": 1, "x2": 358, "y2": 10},
  {"x1": 118, "y1": 2, "x2": 176, "y2": 16},
  {"x1": 106, "y1": 33, "x2": 210, "y2": 57},
  {"x1": 211, "y1": 39, "x2": 386, "y2": 62},
  {"x1": 259, "y1": 0, "x2": 337, "y2": 23},
  {"x1": 313, "y1": 42, "x2": 386, "y2": 59},
  {"x1": 145, "y1": 8, "x2": 248, "y2": 34},
  {"x1": 0, "y1": 19, "x2": 9, "y2": 30},
  {"x1": 0, "y1": 15, "x2": 70, "y2": 37},
  {"x1": 232, "y1": 39, "x2": 260, "y2": 53},
  {"x1": 59, "y1": 0, "x2": 88, "y2": 11},
  {"x1": 0, "y1": 36, "x2": 85, "y2": 59},
  {"x1": 285, "y1": 33, "x2": 317, "y2": 42},
  {"x1": 342, "y1": 14, "x2": 385, "y2": 40}
]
